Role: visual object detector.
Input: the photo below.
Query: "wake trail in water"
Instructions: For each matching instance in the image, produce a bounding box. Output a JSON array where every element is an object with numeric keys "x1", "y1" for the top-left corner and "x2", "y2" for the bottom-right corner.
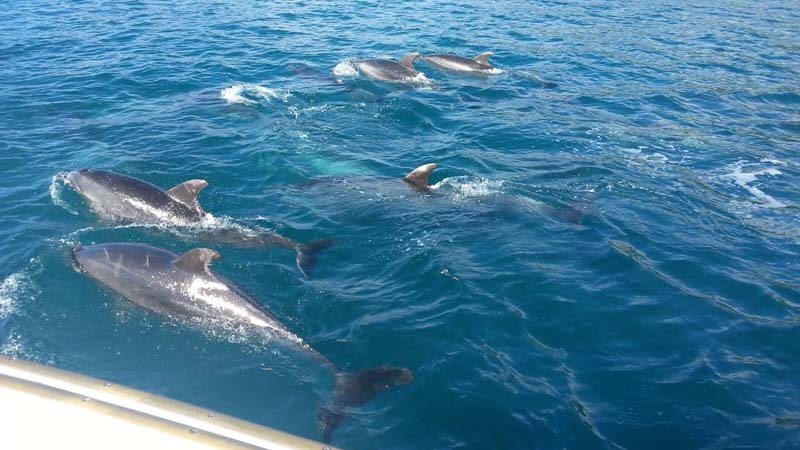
[{"x1": 725, "y1": 161, "x2": 787, "y2": 209}]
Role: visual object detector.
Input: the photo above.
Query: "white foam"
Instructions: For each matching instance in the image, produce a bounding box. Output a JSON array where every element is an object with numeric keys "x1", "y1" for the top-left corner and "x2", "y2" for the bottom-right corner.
[
  {"x1": 50, "y1": 173, "x2": 79, "y2": 215},
  {"x1": 432, "y1": 176, "x2": 505, "y2": 201},
  {"x1": 0, "y1": 260, "x2": 41, "y2": 320},
  {"x1": 727, "y1": 162, "x2": 786, "y2": 208},
  {"x1": 760, "y1": 158, "x2": 787, "y2": 166},
  {"x1": 220, "y1": 83, "x2": 290, "y2": 106},
  {"x1": 332, "y1": 60, "x2": 359, "y2": 79},
  {"x1": 0, "y1": 332, "x2": 46, "y2": 363},
  {"x1": 408, "y1": 72, "x2": 436, "y2": 87}
]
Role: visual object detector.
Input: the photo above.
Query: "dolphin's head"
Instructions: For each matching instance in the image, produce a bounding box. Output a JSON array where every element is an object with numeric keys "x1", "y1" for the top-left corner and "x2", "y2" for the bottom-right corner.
[
  {"x1": 65, "y1": 169, "x2": 93, "y2": 195},
  {"x1": 66, "y1": 168, "x2": 111, "y2": 198},
  {"x1": 71, "y1": 244, "x2": 114, "y2": 280},
  {"x1": 72, "y1": 243, "x2": 169, "y2": 287}
]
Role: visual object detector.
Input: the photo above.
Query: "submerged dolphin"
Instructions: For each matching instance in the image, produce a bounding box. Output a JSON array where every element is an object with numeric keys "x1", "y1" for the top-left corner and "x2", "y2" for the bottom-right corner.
[
  {"x1": 65, "y1": 169, "x2": 331, "y2": 276},
  {"x1": 355, "y1": 53, "x2": 425, "y2": 83},
  {"x1": 300, "y1": 162, "x2": 441, "y2": 197},
  {"x1": 303, "y1": 162, "x2": 591, "y2": 225},
  {"x1": 71, "y1": 242, "x2": 413, "y2": 442},
  {"x1": 422, "y1": 52, "x2": 497, "y2": 74}
]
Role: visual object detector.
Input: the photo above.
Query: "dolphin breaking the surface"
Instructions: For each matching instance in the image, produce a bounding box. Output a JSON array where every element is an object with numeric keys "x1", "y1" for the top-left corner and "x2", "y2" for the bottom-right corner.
[
  {"x1": 355, "y1": 53, "x2": 425, "y2": 83},
  {"x1": 422, "y1": 52, "x2": 498, "y2": 74},
  {"x1": 71, "y1": 242, "x2": 413, "y2": 442},
  {"x1": 65, "y1": 169, "x2": 331, "y2": 276}
]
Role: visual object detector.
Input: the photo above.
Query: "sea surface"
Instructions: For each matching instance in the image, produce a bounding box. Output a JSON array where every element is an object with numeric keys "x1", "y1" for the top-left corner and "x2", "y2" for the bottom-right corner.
[{"x1": 2, "y1": 1, "x2": 799, "y2": 448}]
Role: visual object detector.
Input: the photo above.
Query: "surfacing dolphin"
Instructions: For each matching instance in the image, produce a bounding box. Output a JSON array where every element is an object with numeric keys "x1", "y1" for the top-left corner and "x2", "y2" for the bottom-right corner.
[
  {"x1": 65, "y1": 169, "x2": 332, "y2": 276},
  {"x1": 355, "y1": 53, "x2": 427, "y2": 83},
  {"x1": 71, "y1": 242, "x2": 413, "y2": 442},
  {"x1": 422, "y1": 52, "x2": 498, "y2": 74},
  {"x1": 303, "y1": 163, "x2": 591, "y2": 225}
]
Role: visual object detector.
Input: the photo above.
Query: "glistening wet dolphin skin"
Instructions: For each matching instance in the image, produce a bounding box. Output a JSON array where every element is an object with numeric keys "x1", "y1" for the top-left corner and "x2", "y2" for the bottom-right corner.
[
  {"x1": 65, "y1": 169, "x2": 331, "y2": 276},
  {"x1": 355, "y1": 53, "x2": 423, "y2": 82},
  {"x1": 423, "y1": 51, "x2": 496, "y2": 73},
  {"x1": 67, "y1": 168, "x2": 207, "y2": 223},
  {"x1": 71, "y1": 242, "x2": 413, "y2": 443}
]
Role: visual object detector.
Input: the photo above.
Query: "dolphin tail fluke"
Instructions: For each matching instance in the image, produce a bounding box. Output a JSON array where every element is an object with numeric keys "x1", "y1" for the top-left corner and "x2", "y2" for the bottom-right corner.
[
  {"x1": 403, "y1": 163, "x2": 439, "y2": 190},
  {"x1": 318, "y1": 367, "x2": 414, "y2": 443},
  {"x1": 296, "y1": 239, "x2": 335, "y2": 277}
]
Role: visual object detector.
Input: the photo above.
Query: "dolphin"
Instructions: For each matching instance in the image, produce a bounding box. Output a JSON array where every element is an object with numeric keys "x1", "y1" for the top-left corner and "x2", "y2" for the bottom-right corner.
[
  {"x1": 299, "y1": 163, "x2": 441, "y2": 198},
  {"x1": 65, "y1": 169, "x2": 331, "y2": 276},
  {"x1": 71, "y1": 242, "x2": 413, "y2": 442},
  {"x1": 422, "y1": 52, "x2": 497, "y2": 74},
  {"x1": 300, "y1": 163, "x2": 591, "y2": 225},
  {"x1": 355, "y1": 53, "x2": 425, "y2": 83}
]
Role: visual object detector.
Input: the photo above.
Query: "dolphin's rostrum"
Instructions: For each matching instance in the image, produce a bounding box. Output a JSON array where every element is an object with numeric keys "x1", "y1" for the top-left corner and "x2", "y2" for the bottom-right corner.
[
  {"x1": 66, "y1": 169, "x2": 331, "y2": 276},
  {"x1": 71, "y1": 242, "x2": 413, "y2": 442}
]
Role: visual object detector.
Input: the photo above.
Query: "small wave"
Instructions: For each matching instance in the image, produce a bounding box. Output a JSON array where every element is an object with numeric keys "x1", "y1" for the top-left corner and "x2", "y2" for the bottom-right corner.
[
  {"x1": 50, "y1": 172, "x2": 79, "y2": 215},
  {"x1": 725, "y1": 161, "x2": 786, "y2": 208},
  {"x1": 332, "y1": 60, "x2": 359, "y2": 79},
  {"x1": 432, "y1": 176, "x2": 505, "y2": 200},
  {"x1": 220, "y1": 83, "x2": 290, "y2": 106}
]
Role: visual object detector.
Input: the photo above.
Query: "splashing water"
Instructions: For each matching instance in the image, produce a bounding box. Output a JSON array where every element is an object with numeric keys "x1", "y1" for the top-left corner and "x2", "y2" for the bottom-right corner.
[
  {"x1": 49, "y1": 173, "x2": 79, "y2": 215},
  {"x1": 431, "y1": 176, "x2": 506, "y2": 201},
  {"x1": 220, "y1": 83, "x2": 290, "y2": 106},
  {"x1": 332, "y1": 60, "x2": 359, "y2": 80}
]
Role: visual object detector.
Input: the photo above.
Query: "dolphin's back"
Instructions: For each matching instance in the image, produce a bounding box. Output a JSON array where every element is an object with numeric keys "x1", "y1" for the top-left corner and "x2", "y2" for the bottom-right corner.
[
  {"x1": 424, "y1": 54, "x2": 492, "y2": 72},
  {"x1": 72, "y1": 243, "x2": 297, "y2": 339},
  {"x1": 68, "y1": 169, "x2": 201, "y2": 222},
  {"x1": 357, "y1": 60, "x2": 418, "y2": 81}
]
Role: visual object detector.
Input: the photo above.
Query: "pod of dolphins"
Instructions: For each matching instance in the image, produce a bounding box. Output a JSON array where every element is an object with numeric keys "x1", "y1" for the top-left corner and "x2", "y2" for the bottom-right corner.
[
  {"x1": 65, "y1": 159, "x2": 441, "y2": 442},
  {"x1": 62, "y1": 51, "x2": 527, "y2": 443}
]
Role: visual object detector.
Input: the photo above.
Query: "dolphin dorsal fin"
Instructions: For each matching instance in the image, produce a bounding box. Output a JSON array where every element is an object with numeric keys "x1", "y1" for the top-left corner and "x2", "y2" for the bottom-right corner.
[
  {"x1": 166, "y1": 179, "x2": 208, "y2": 214},
  {"x1": 175, "y1": 248, "x2": 221, "y2": 274},
  {"x1": 400, "y1": 53, "x2": 421, "y2": 69},
  {"x1": 403, "y1": 163, "x2": 439, "y2": 189},
  {"x1": 474, "y1": 52, "x2": 493, "y2": 64}
]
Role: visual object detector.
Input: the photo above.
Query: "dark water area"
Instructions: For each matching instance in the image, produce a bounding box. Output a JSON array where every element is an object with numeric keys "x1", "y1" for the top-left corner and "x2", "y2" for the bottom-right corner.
[{"x1": 1, "y1": 1, "x2": 799, "y2": 448}]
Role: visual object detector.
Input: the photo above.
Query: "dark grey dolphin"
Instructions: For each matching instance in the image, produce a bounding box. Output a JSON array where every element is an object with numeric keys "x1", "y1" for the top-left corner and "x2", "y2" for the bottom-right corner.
[
  {"x1": 355, "y1": 53, "x2": 426, "y2": 83},
  {"x1": 423, "y1": 52, "x2": 498, "y2": 74},
  {"x1": 71, "y1": 242, "x2": 413, "y2": 442},
  {"x1": 65, "y1": 169, "x2": 331, "y2": 276},
  {"x1": 302, "y1": 163, "x2": 591, "y2": 225}
]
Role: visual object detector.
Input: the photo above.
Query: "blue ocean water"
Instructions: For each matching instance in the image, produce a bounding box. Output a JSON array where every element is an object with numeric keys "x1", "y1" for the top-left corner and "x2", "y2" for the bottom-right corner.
[{"x1": 1, "y1": 0, "x2": 799, "y2": 448}]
